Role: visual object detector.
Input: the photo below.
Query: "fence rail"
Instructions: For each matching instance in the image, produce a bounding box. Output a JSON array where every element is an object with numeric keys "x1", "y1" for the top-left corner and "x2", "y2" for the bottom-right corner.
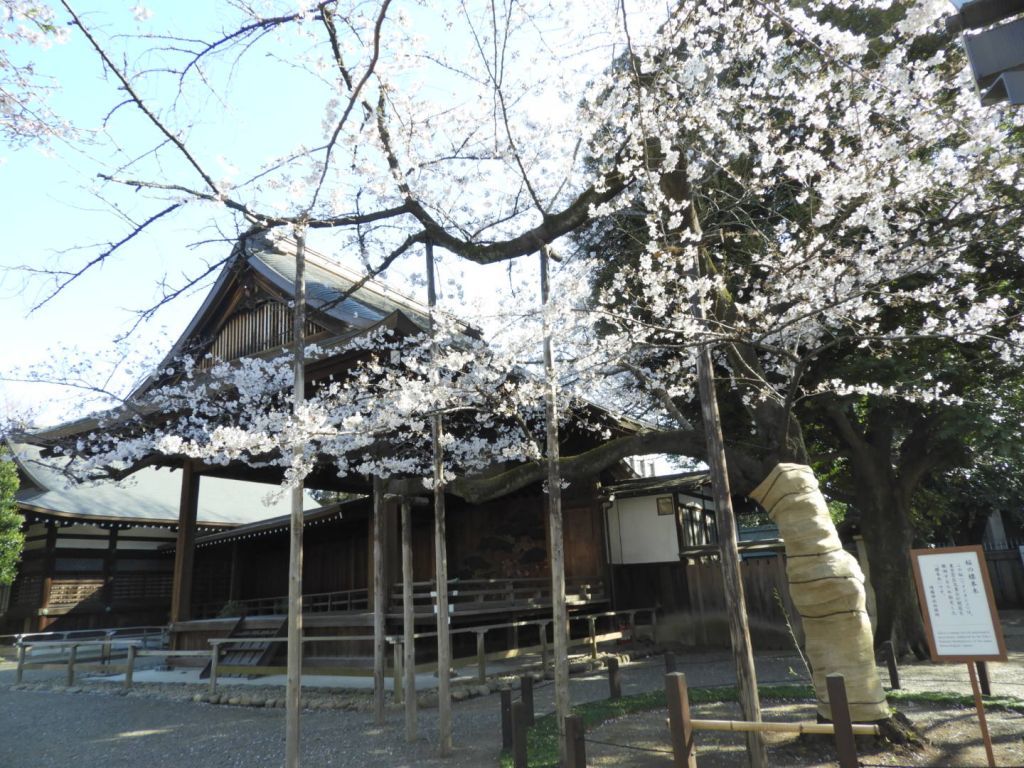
[
  {"x1": 193, "y1": 578, "x2": 607, "y2": 620},
  {"x1": 11, "y1": 607, "x2": 655, "y2": 701}
]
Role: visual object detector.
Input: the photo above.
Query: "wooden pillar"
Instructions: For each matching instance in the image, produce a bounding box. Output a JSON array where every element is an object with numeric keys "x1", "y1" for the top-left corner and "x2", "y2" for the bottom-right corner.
[
  {"x1": 228, "y1": 541, "x2": 241, "y2": 603},
  {"x1": 170, "y1": 461, "x2": 201, "y2": 640},
  {"x1": 401, "y1": 498, "x2": 417, "y2": 742},
  {"x1": 38, "y1": 523, "x2": 57, "y2": 632},
  {"x1": 102, "y1": 526, "x2": 118, "y2": 614},
  {"x1": 372, "y1": 478, "x2": 387, "y2": 725}
]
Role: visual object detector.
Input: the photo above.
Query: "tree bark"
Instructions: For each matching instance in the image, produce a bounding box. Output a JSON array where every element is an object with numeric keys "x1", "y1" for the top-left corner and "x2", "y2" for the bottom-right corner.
[
  {"x1": 826, "y1": 407, "x2": 931, "y2": 658},
  {"x1": 855, "y1": 484, "x2": 929, "y2": 659}
]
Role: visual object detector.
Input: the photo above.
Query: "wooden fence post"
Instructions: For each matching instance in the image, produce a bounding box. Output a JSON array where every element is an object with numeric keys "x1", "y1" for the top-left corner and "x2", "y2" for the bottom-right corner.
[
  {"x1": 394, "y1": 641, "x2": 404, "y2": 704},
  {"x1": 664, "y1": 651, "x2": 677, "y2": 673},
  {"x1": 124, "y1": 644, "x2": 136, "y2": 690},
  {"x1": 540, "y1": 622, "x2": 549, "y2": 677},
  {"x1": 882, "y1": 640, "x2": 900, "y2": 690},
  {"x1": 666, "y1": 672, "x2": 697, "y2": 768},
  {"x1": 608, "y1": 657, "x2": 622, "y2": 699},
  {"x1": 16, "y1": 645, "x2": 25, "y2": 684},
  {"x1": 565, "y1": 714, "x2": 587, "y2": 768},
  {"x1": 477, "y1": 631, "x2": 487, "y2": 683},
  {"x1": 588, "y1": 616, "x2": 598, "y2": 659},
  {"x1": 826, "y1": 673, "x2": 857, "y2": 768},
  {"x1": 520, "y1": 675, "x2": 535, "y2": 726},
  {"x1": 209, "y1": 644, "x2": 219, "y2": 696},
  {"x1": 976, "y1": 661, "x2": 991, "y2": 697},
  {"x1": 66, "y1": 644, "x2": 77, "y2": 687},
  {"x1": 512, "y1": 700, "x2": 528, "y2": 768},
  {"x1": 500, "y1": 689, "x2": 514, "y2": 751}
]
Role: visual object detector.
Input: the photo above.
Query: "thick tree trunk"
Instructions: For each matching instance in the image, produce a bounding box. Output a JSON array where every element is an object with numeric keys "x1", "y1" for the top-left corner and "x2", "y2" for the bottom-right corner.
[
  {"x1": 856, "y1": 489, "x2": 929, "y2": 659},
  {"x1": 750, "y1": 464, "x2": 888, "y2": 723}
]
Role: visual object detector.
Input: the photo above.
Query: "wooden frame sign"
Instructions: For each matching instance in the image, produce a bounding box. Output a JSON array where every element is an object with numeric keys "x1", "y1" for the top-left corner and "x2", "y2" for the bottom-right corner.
[{"x1": 910, "y1": 545, "x2": 1007, "y2": 663}]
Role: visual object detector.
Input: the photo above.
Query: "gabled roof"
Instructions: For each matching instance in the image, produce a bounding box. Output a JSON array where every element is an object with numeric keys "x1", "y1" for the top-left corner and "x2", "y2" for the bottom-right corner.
[
  {"x1": 129, "y1": 233, "x2": 445, "y2": 399},
  {"x1": 9, "y1": 442, "x2": 319, "y2": 528}
]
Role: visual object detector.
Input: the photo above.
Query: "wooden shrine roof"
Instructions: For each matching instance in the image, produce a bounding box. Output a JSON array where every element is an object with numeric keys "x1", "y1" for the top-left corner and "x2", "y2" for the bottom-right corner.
[{"x1": 9, "y1": 441, "x2": 318, "y2": 528}]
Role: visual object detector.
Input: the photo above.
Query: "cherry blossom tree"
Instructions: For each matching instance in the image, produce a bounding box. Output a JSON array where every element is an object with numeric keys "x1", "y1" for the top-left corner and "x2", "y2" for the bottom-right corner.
[
  {"x1": 15, "y1": 0, "x2": 1024, "y2": 754},
  {"x1": 1, "y1": 1, "x2": 71, "y2": 147}
]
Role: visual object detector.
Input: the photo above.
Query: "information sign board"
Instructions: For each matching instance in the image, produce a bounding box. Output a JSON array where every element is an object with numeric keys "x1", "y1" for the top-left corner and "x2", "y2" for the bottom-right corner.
[{"x1": 910, "y1": 545, "x2": 1007, "y2": 662}]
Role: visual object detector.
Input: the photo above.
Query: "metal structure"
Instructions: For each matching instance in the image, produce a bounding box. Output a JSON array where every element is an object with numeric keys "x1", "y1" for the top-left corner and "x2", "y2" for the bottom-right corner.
[{"x1": 948, "y1": 0, "x2": 1024, "y2": 104}]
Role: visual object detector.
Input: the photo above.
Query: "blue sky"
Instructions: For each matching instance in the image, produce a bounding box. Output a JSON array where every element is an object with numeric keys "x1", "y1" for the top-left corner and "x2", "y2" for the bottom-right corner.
[
  {"x1": 0, "y1": 2, "x2": 460, "y2": 424},
  {"x1": 1, "y1": 0, "x2": 638, "y2": 428}
]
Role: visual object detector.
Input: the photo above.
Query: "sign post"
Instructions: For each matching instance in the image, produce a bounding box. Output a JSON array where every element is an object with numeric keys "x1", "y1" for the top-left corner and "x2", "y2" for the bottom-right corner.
[{"x1": 911, "y1": 545, "x2": 1007, "y2": 768}]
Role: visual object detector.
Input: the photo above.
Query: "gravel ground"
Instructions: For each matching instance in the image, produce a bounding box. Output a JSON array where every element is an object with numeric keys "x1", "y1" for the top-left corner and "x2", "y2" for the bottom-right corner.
[
  {"x1": 0, "y1": 648, "x2": 812, "y2": 768},
  {"x1": 1, "y1": 617, "x2": 1021, "y2": 768}
]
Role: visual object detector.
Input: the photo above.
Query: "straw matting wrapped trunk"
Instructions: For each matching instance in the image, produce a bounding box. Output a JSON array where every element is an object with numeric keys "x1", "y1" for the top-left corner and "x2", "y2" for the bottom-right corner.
[{"x1": 750, "y1": 463, "x2": 888, "y2": 722}]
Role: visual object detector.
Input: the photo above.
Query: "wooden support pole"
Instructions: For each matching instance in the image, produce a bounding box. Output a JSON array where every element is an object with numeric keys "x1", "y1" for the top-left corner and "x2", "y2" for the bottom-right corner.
[
  {"x1": 666, "y1": 672, "x2": 697, "y2": 768},
  {"x1": 477, "y1": 632, "x2": 487, "y2": 683},
  {"x1": 976, "y1": 661, "x2": 991, "y2": 697},
  {"x1": 826, "y1": 674, "x2": 857, "y2": 768},
  {"x1": 285, "y1": 223, "x2": 308, "y2": 768},
  {"x1": 882, "y1": 640, "x2": 900, "y2": 689},
  {"x1": 665, "y1": 651, "x2": 678, "y2": 673},
  {"x1": 565, "y1": 714, "x2": 587, "y2": 768},
  {"x1": 66, "y1": 644, "x2": 77, "y2": 687},
  {"x1": 401, "y1": 498, "x2": 417, "y2": 743},
  {"x1": 427, "y1": 241, "x2": 453, "y2": 757},
  {"x1": 608, "y1": 657, "x2": 622, "y2": 699},
  {"x1": 372, "y1": 477, "x2": 387, "y2": 726},
  {"x1": 968, "y1": 661, "x2": 997, "y2": 768},
  {"x1": 501, "y1": 689, "x2": 514, "y2": 751},
  {"x1": 124, "y1": 644, "x2": 136, "y2": 690},
  {"x1": 540, "y1": 247, "x2": 571, "y2": 762},
  {"x1": 520, "y1": 674, "x2": 535, "y2": 726},
  {"x1": 588, "y1": 616, "x2": 598, "y2": 659},
  {"x1": 512, "y1": 700, "x2": 528, "y2": 768},
  {"x1": 687, "y1": 207, "x2": 766, "y2": 767},
  {"x1": 15, "y1": 645, "x2": 25, "y2": 684},
  {"x1": 696, "y1": 350, "x2": 766, "y2": 766}
]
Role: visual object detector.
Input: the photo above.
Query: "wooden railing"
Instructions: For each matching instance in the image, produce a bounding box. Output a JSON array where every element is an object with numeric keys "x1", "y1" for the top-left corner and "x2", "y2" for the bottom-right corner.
[
  {"x1": 389, "y1": 577, "x2": 605, "y2": 615},
  {"x1": 193, "y1": 587, "x2": 370, "y2": 619},
  {"x1": 193, "y1": 578, "x2": 605, "y2": 620}
]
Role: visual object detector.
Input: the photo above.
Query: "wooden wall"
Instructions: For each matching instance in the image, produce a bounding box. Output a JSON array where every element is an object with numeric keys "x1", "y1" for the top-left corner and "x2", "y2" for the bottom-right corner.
[
  {"x1": 611, "y1": 554, "x2": 802, "y2": 648},
  {"x1": 1, "y1": 520, "x2": 176, "y2": 634},
  {"x1": 986, "y1": 548, "x2": 1024, "y2": 609},
  {"x1": 187, "y1": 490, "x2": 609, "y2": 616}
]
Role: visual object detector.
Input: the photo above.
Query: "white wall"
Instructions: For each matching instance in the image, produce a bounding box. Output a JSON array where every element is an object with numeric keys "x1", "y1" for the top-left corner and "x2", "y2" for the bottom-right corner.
[{"x1": 607, "y1": 495, "x2": 680, "y2": 564}]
